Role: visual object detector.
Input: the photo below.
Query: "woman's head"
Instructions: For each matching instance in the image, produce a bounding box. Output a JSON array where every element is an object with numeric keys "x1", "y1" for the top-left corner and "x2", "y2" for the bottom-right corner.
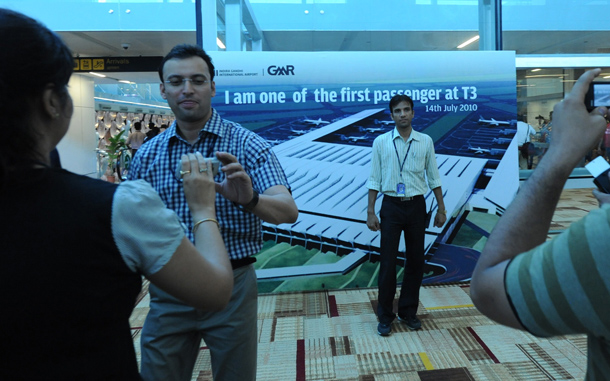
[{"x1": 0, "y1": 8, "x2": 73, "y2": 170}]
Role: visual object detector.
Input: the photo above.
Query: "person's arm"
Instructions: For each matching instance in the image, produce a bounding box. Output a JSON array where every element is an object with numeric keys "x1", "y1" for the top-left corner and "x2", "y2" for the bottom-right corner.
[
  {"x1": 147, "y1": 153, "x2": 233, "y2": 310},
  {"x1": 366, "y1": 189, "x2": 380, "y2": 231},
  {"x1": 215, "y1": 151, "x2": 298, "y2": 225},
  {"x1": 431, "y1": 186, "x2": 447, "y2": 227},
  {"x1": 251, "y1": 184, "x2": 298, "y2": 225},
  {"x1": 366, "y1": 138, "x2": 382, "y2": 231},
  {"x1": 470, "y1": 69, "x2": 608, "y2": 328},
  {"x1": 424, "y1": 138, "x2": 447, "y2": 228}
]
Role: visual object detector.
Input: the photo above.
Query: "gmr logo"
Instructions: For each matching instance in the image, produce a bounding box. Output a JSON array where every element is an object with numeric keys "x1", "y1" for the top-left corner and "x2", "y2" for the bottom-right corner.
[{"x1": 267, "y1": 65, "x2": 295, "y2": 75}]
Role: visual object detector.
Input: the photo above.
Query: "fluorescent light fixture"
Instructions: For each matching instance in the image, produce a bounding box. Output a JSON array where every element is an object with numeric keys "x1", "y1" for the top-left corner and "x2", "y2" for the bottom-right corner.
[
  {"x1": 95, "y1": 96, "x2": 171, "y2": 110},
  {"x1": 531, "y1": 68, "x2": 542, "y2": 72},
  {"x1": 603, "y1": 75, "x2": 610, "y2": 79},
  {"x1": 525, "y1": 74, "x2": 566, "y2": 78},
  {"x1": 216, "y1": 37, "x2": 226, "y2": 49},
  {"x1": 457, "y1": 35, "x2": 479, "y2": 49},
  {"x1": 89, "y1": 72, "x2": 106, "y2": 78},
  {"x1": 118, "y1": 80, "x2": 132, "y2": 84}
]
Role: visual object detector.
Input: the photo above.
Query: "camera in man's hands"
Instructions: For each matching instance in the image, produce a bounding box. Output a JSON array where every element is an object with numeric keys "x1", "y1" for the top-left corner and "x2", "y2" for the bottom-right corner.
[
  {"x1": 585, "y1": 82, "x2": 610, "y2": 111},
  {"x1": 585, "y1": 156, "x2": 610, "y2": 193},
  {"x1": 175, "y1": 157, "x2": 220, "y2": 180},
  {"x1": 208, "y1": 157, "x2": 220, "y2": 176}
]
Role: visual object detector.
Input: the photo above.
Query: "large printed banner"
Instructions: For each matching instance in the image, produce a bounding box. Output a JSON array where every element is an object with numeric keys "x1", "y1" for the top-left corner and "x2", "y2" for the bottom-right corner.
[{"x1": 209, "y1": 51, "x2": 517, "y2": 284}]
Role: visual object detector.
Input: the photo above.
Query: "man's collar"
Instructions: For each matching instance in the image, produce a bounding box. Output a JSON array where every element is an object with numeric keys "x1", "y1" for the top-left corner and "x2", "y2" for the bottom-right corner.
[
  {"x1": 392, "y1": 127, "x2": 419, "y2": 142},
  {"x1": 169, "y1": 108, "x2": 225, "y2": 143}
]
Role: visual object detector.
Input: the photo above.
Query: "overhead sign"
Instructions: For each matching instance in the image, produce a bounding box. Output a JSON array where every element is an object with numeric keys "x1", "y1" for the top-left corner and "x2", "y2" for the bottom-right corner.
[{"x1": 73, "y1": 56, "x2": 163, "y2": 72}]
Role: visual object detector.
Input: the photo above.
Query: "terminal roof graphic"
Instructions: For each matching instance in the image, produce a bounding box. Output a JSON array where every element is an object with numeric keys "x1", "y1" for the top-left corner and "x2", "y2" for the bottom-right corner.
[{"x1": 255, "y1": 108, "x2": 518, "y2": 283}]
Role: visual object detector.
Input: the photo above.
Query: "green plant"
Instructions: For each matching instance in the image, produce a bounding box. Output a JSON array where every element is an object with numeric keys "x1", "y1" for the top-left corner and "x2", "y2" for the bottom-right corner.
[{"x1": 105, "y1": 130, "x2": 127, "y2": 175}]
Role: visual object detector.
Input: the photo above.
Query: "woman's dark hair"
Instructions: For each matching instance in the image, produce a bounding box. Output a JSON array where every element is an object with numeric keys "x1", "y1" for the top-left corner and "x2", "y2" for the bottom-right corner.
[{"x1": 0, "y1": 8, "x2": 73, "y2": 182}]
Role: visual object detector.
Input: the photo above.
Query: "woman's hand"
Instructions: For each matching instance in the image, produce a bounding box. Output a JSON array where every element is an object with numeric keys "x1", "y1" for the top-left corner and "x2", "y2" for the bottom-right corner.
[{"x1": 181, "y1": 152, "x2": 217, "y2": 218}]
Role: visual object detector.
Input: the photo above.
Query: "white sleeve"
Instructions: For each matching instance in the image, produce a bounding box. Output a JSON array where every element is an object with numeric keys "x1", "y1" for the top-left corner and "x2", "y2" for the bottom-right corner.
[{"x1": 112, "y1": 180, "x2": 186, "y2": 276}]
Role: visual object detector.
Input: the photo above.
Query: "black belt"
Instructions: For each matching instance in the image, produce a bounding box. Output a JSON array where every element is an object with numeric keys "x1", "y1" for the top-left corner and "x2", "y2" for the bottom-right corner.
[
  {"x1": 387, "y1": 194, "x2": 423, "y2": 202},
  {"x1": 231, "y1": 256, "x2": 256, "y2": 270}
]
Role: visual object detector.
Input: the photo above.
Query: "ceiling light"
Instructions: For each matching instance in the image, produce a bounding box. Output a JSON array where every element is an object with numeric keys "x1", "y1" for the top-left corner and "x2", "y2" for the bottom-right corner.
[
  {"x1": 94, "y1": 97, "x2": 171, "y2": 110},
  {"x1": 525, "y1": 74, "x2": 566, "y2": 78},
  {"x1": 457, "y1": 35, "x2": 479, "y2": 49},
  {"x1": 89, "y1": 72, "x2": 106, "y2": 78},
  {"x1": 216, "y1": 37, "x2": 226, "y2": 49},
  {"x1": 118, "y1": 80, "x2": 132, "y2": 84},
  {"x1": 531, "y1": 68, "x2": 542, "y2": 72}
]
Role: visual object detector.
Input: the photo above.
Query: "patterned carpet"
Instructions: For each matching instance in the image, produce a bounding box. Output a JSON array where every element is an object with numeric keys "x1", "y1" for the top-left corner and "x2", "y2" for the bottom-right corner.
[
  {"x1": 130, "y1": 282, "x2": 587, "y2": 380},
  {"x1": 130, "y1": 188, "x2": 595, "y2": 380}
]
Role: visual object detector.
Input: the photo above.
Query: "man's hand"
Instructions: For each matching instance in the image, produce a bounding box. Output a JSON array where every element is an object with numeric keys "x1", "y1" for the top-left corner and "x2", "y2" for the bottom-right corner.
[
  {"x1": 214, "y1": 151, "x2": 254, "y2": 205},
  {"x1": 434, "y1": 212, "x2": 446, "y2": 228},
  {"x1": 367, "y1": 212, "x2": 380, "y2": 231},
  {"x1": 544, "y1": 69, "x2": 608, "y2": 168}
]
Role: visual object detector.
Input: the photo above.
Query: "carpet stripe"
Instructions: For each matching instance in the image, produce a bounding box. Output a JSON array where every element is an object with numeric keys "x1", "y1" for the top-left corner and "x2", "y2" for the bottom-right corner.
[
  {"x1": 426, "y1": 304, "x2": 474, "y2": 310},
  {"x1": 419, "y1": 352, "x2": 434, "y2": 370},
  {"x1": 467, "y1": 327, "x2": 500, "y2": 363},
  {"x1": 328, "y1": 295, "x2": 339, "y2": 317},
  {"x1": 296, "y1": 339, "x2": 305, "y2": 381}
]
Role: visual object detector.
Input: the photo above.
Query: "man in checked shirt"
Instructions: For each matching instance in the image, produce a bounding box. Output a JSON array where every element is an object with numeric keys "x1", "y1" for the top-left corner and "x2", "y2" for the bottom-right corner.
[{"x1": 128, "y1": 44, "x2": 298, "y2": 381}]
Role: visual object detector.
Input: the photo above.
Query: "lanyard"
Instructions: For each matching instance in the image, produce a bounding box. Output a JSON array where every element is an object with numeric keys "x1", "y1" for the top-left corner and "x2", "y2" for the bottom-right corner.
[{"x1": 392, "y1": 138, "x2": 413, "y2": 177}]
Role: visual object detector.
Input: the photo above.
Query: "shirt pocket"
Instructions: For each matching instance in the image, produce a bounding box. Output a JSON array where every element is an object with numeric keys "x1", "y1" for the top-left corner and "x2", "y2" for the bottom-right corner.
[{"x1": 408, "y1": 150, "x2": 426, "y2": 173}]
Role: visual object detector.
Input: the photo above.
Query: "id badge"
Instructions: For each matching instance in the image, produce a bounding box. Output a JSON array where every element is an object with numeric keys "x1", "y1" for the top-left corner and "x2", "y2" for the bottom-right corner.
[{"x1": 396, "y1": 183, "x2": 406, "y2": 195}]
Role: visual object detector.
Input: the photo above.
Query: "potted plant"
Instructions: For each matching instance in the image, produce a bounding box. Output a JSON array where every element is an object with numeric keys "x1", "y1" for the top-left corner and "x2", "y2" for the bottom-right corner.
[{"x1": 104, "y1": 130, "x2": 127, "y2": 183}]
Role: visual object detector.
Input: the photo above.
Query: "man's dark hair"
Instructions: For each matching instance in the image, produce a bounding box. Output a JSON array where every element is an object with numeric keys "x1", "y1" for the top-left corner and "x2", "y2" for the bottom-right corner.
[
  {"x1": 389, "y1": 94, "x2": 414, "y2": 113},
  {"x1": 158, "y1": 44, "x2": 215, "y2": 82},
  {"x1": 134, "y1": 121, "x2": 142, "y2": 131}
]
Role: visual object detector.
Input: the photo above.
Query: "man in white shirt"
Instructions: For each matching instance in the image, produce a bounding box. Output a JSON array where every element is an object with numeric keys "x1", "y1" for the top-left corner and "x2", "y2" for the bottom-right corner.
[
  {"x1": 125, "y1": 121, "x2": 146, "y2": 156},
  {"x1": 366, "y1": 94, "x2": 447, "y2": 336}
]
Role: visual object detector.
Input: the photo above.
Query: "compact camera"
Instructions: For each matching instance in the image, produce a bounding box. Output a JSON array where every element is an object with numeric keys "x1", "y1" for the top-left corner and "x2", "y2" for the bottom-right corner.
[
  {"x1": 176, "y1": 157, "x2": 220, "y2": 179},
  {"x1": 585, "y1": 82, "x2": 610, "y2": 111},
  {"x1": 585, "y1": 156, "x2": 610, "y2": 193}
]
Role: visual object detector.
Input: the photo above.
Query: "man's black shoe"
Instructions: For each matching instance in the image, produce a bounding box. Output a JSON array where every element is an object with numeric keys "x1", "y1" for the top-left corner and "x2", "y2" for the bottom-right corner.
[
  {"x1": 398, "y1": 315, "x2": 421, "y2": 330},
  {"x1": 377, "y1": 322, "x2": 392, "y2": 336}
]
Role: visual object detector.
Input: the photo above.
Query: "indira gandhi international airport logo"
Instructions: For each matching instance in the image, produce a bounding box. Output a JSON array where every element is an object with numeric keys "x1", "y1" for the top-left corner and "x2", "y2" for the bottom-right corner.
[{"x1": 214, "y1": 65, "x2": 295, "y2": 77}]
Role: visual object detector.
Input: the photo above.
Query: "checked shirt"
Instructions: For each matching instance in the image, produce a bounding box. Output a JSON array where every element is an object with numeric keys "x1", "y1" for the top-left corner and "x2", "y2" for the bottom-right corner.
[{"x1": 128, "y1": 109, "x2": 291, "y2": 260}]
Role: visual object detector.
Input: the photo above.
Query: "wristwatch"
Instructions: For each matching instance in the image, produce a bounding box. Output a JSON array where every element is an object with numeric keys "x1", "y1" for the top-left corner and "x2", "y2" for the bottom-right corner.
[
  {"x1": 236, "y1": 190, "x2": 259, "y2": 213},
  {"x1": 437, "y1": 209, "x2": 447, "y2": 215}
]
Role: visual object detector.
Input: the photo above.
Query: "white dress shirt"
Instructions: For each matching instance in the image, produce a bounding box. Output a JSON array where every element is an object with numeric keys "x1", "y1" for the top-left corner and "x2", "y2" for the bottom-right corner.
[{"x1": 366, "y1": 128, "x2": 442, "y2": 197}]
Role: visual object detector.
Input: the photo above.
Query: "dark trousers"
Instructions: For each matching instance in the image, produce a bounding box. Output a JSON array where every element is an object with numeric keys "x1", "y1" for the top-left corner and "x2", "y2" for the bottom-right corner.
[{"x1": 377, "y1": 195, "x2": 426, "y2": 324}]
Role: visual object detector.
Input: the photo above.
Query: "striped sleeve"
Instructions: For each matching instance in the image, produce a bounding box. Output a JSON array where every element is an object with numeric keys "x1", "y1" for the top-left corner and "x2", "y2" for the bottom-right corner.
[
  {"x1": 505, "y1": 204, "x2": 610, "y2": 340},
  {"x1": 505, "y1": 204, "x2": 610, "y2": 378}
]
